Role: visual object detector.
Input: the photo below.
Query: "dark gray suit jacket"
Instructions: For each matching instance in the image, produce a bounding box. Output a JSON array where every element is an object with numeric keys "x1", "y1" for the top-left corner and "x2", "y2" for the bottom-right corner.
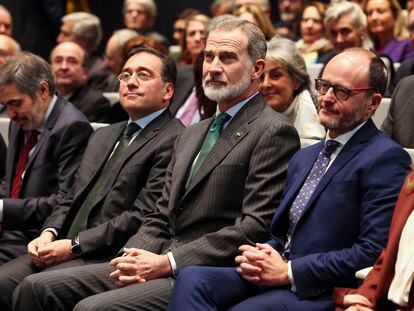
[
  {"x1": 169, "y1": 64, "x2": 194, "y2": 116},
  {"x1": 68, "y1": 85, "x2": 111, "y2": 123},
  {"x1": 0, "y1": 97, "x2": 92, "y2": 245},
  {"x1": 381, "y1": 75, "x2": 414, "y2": 148},
  {"x1": 125, "y1": 94, "x2": 300, "y2": 269},
  {"x1": 42, "y1": 110, "x2": 183, "y2": 257}
]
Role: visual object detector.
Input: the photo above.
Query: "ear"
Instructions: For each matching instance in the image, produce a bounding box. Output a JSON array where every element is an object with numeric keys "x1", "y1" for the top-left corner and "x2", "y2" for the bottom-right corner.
[
  {"x1": 367, "y1": 92, "x2": 382, "y2": 116},
  {"x1": 38, "y1": 81, "x2": 50, "y2": 100},
  {"x1": 251, "y1": 59, "x2": 265, "y2": 81},
  {"x1": 162, "y1": 82, "x2": 174, "y2": 102}
]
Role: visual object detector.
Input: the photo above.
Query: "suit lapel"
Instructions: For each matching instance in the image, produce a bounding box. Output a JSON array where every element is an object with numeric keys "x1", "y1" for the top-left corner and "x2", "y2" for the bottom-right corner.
[
  {"x1": 183, "y1": 95, "x2": 265, "y2": 198},
  {"x1": 100, "y1": 111, "x2": 172, "y2": 192},
  {"x1": 294, "y1": 120, "x2": 378, "y2": 230}
]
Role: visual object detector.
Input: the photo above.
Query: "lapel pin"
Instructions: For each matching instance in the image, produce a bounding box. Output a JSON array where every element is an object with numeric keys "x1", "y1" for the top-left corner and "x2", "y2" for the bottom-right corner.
[{"x1": 236, "y1": 132, "x2": 241, "y2": 137}]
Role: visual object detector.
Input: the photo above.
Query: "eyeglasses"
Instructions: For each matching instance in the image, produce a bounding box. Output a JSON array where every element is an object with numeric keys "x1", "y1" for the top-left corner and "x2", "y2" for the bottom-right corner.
[
  {"x1": 118, "y1": 71, "x2": 160, "y2": 84},
  {"x1": 315, "y1": 79, "x2": 373, "y2": 101}
]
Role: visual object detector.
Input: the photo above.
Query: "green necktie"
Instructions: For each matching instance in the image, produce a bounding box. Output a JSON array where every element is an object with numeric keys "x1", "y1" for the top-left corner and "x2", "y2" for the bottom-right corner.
[
  {"x1": 66, "y1": 123, "x2": 140, "y2": 239},
  {"x1": 191, "y1": 112, "x2": 230, "y2": 179}
]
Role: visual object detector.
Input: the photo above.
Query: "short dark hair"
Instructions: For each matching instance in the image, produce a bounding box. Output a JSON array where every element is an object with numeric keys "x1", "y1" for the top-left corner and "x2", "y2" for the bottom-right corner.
[
  {"x1": 0, "y1": 51, "x2": 55, "y2": 97},
  {"x1": 124, "y1": 45, "x2": 177, "y2": 85},
  {"x1": 369, "y1": 56, "x2": 387, "y2": 96}
]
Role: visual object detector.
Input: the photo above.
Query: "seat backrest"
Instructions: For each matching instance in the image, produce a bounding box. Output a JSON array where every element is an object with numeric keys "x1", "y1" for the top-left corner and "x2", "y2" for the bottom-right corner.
[
  {"x1": 0, "y1": 117, "x2": 10, "y2": 146},
  {"x1": 372, "y1": 97, "x2": 391, "y2": 128},
  {"x1": 103, "y1": 92, "x2": 119, "y2": 106}
]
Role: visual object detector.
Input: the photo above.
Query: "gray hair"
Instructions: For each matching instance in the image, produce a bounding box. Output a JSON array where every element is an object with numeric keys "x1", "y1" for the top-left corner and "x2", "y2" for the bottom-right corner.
[
  {"x1": 208, "y1": 17, "x2": 266, "y2": 62},
  {"x1": 123, "y1": 0, "x2": 157, "y2": 17},
  {"x1": 112, "y1": 29, "x2": 138, "y2": 49},
  {"x1": 266, "y1": 36, "x2": 310, "y2": 94},
  {"x1": 0, "y1": 52, "x2": 55, "y2": 97},
  {"x1": 324, "y1": 1, "x2": 373, "y2": 49},
  {"x1": 62, "y1": 12, "x2": 103, "y2": 53},
  {"x1": 211, "y1": 0, "x2": 235, "y2": 15}
]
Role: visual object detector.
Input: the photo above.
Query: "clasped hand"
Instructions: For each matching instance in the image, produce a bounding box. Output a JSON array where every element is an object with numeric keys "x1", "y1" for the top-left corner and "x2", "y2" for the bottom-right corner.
[
  {"x1": 109, "y1": 247, "x2": 172, "y2": 287},
  {"x1": 235, "y1": 243, "x2": 290, "y2": 287}
]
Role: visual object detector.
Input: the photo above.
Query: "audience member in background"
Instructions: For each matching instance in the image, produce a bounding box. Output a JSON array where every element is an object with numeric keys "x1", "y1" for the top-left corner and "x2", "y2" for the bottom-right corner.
[
  {"x1": 12, "y1": 17, "x2": 300, "y2": 311},
  {"x1": 297, "y1": 1, "x2": 332, "y2": 65},
  {"x1": 0, "y1": 35, "x2": 20, "y2": 116},
  {"x1": 0, "y1": 52, "x2": 92, "y2": 265},
  {"x1": 0, "y1": 46, "x2": 184, "y2": 311},
  {"x1": 180, "y1": 14, "x2": 210, "y2": 65},
  {"x1": 261, "y1": 37, "x2": 325, "y2": 139},
  {"x1": 0, "y1": 134, "x2": 5, "y2": 180},
  {"x1": 104, "y1": 29, "x2": 138, "y2": 76},
  {"x1": 123, "y1": 0, "x2": 168, "y2": 47},
  {"x1": 51, "y1": 42, "x2": 111, "y2": 123},
  {"x1": 0, "y1": 35, "x2": 19, "y2": 66},
  {"x1": 364, "y1": 0, "x2": 414, "y2": 63},
  {"x1": 382, "y1": 75, "x2": 414, "y2": 148},
  {"x1": 234, "y1": 0, "x2": 272, "y2": 17},
  {"x1": 334, "y1": 168, "x2": 414, "y2": 310},
  {"x1": 19, "y1": 1, "x2": 64, "y2": 60},
  {"x1": 387, "y1": 8, "x2": 414, "y2": 95},
  {"x1": 276, "y1": 0, "x2": 305, "y2": 40},
  {"x1": 0, "y1": 5, "x2": 12, "y2": 36},
  {"x1": 58, "y1": 12, "x2": 112, "y2": 92},
  {"x1": 170, "y1": 9, "x2": 202, "y2": 62},
  {"x1": 319, "y1": 1, "x2": 371, "y2": 65},
  {"x1": 211, "y1": 0, "x2": 234, "y2": 16},
  {"x1": 167, "y1": 48, "x2": 410, "y2": 311},
  {"x1": 234, "y1": 4, "x2": 276, "y2": 40}
]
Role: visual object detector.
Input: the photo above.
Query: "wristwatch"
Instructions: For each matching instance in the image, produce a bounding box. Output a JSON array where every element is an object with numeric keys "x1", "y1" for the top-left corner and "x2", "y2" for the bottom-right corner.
[{"x1": 70, "y1": 235, "x2": 82, "y2": 256}]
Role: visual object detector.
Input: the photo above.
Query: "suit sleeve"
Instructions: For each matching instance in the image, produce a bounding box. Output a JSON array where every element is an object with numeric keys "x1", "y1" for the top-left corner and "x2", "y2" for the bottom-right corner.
[
  {"x1": 78, "y1": 123, "x2": 183, "y2": 256},
  {"x1": 290, "y1": 146, "x2": 410, "y2": 299},
  {"x1": 381, "y1": 80, "x2": 400, "y2": 136},
  {"x1": 2, "y1": 120, "x2": 93, "y2": 230}
]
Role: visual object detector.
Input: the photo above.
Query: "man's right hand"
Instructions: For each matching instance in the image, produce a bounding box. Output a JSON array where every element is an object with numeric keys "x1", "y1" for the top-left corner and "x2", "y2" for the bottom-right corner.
[{"x1": 27, "y1": 231, "x2": 55, "y2": 267}]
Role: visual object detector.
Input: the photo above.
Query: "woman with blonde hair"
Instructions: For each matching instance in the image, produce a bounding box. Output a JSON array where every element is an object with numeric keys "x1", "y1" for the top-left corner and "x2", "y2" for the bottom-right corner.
[{"x1": 364, "y1": 0, "x2": 414, "y2": 62}]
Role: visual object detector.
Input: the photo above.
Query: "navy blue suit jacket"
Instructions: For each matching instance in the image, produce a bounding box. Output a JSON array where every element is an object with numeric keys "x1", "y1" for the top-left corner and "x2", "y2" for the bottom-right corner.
[{"x1": 269, "y1": 119, "x2": 410, "y2": 300}]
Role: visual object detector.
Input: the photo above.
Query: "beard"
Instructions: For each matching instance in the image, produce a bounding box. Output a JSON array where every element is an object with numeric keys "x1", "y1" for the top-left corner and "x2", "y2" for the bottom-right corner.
[
  {"x1": 318, "y1": 99, "x2": 369, "y2": 132},
  {"x1": 202, "y1": 68, "x2": 252, "y2": 103}
]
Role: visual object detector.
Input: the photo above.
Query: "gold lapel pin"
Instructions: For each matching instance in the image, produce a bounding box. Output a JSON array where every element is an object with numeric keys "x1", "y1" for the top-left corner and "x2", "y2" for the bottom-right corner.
[{"x1": 236, "y1": 132, "x2": 241, "y2": 137}]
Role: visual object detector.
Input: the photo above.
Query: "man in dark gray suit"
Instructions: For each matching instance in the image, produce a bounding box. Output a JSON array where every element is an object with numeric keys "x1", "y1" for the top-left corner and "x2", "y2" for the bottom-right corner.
[
  {"x1": 0, "y1": 52, "x2": 93, "y2": 264},
  {"x1": 0, "y1": 46, "x2": 183, "y2": 310},
  {"x1": 13, "y1": 17, "x2": 300, "y2": 311},
  {"x1": 381, "y1": 75, "x2": 414, "y2": 148}
]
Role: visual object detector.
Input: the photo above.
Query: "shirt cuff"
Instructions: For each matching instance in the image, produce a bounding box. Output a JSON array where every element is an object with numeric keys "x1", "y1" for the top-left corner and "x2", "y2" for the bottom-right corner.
[
  {"x1": 42, "y1": 228, "x2": 58, "y2": 236},
  {"x1": 0, "y1": 199, "x2": 3, "y2": 223},
  {"x1": 167, "y1": 251, "x2": 178, "y2": 277},
  {"x1": 288, "y1": 260, "x2": 297, "y2": 292}
]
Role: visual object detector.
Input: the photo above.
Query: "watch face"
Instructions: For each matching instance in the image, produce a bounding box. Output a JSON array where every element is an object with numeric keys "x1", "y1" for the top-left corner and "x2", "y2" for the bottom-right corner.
[{"x1": 71, "y1": 243, "x2": 82, "y2": 256}]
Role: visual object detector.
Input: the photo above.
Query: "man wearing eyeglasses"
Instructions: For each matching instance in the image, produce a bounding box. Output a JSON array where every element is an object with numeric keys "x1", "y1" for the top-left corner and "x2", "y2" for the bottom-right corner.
[
  {"x1": 0, "y1": 46, "x2": 183, "y2": 310},
  {"x1": 166, "y1": 48, "x2": 411, "y2": 311}
]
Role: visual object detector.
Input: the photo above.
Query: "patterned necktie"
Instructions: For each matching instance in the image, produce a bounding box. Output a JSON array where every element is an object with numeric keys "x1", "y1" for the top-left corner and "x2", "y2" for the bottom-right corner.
[
  {"x1": 288, "y1": 140, "x2": 340, "y2": 233},
  {"x1": 180, "y1": 91, "x2": 199, "y2": 127},
  {"x1": 190, "y1": 112, "x2": 231, "y2": 179},
  {"x1": 11, "y1": 130, "x2": 39, "y2": 199},
  {"x1": 66, "y1": 123, "x2": 140, "y2": 238}
]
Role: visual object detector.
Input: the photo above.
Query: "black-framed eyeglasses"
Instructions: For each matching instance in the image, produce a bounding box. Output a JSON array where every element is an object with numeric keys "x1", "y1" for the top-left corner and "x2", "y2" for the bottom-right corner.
[
  {"x1": 118, "y1": 71, "x2": 160, "y2": 84},
  {"x1": 315, "y1": 78, "x2": 373, "y2": 101}
]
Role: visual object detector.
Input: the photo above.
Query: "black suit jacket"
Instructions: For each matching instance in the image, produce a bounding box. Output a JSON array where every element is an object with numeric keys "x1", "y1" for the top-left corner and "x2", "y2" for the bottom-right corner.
[
  {"x1": 42, "y1": 110, "x2": 183, "y2": 257},
  {"x1": 125, "y1": 95, "x2": 300, "y2": 269},
  {"x1": 1, "y1": 97, "x2": 92, "y2": 235},
  {"x1": 68, "y1": 85, "x2": 111, "y2": 123}
]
